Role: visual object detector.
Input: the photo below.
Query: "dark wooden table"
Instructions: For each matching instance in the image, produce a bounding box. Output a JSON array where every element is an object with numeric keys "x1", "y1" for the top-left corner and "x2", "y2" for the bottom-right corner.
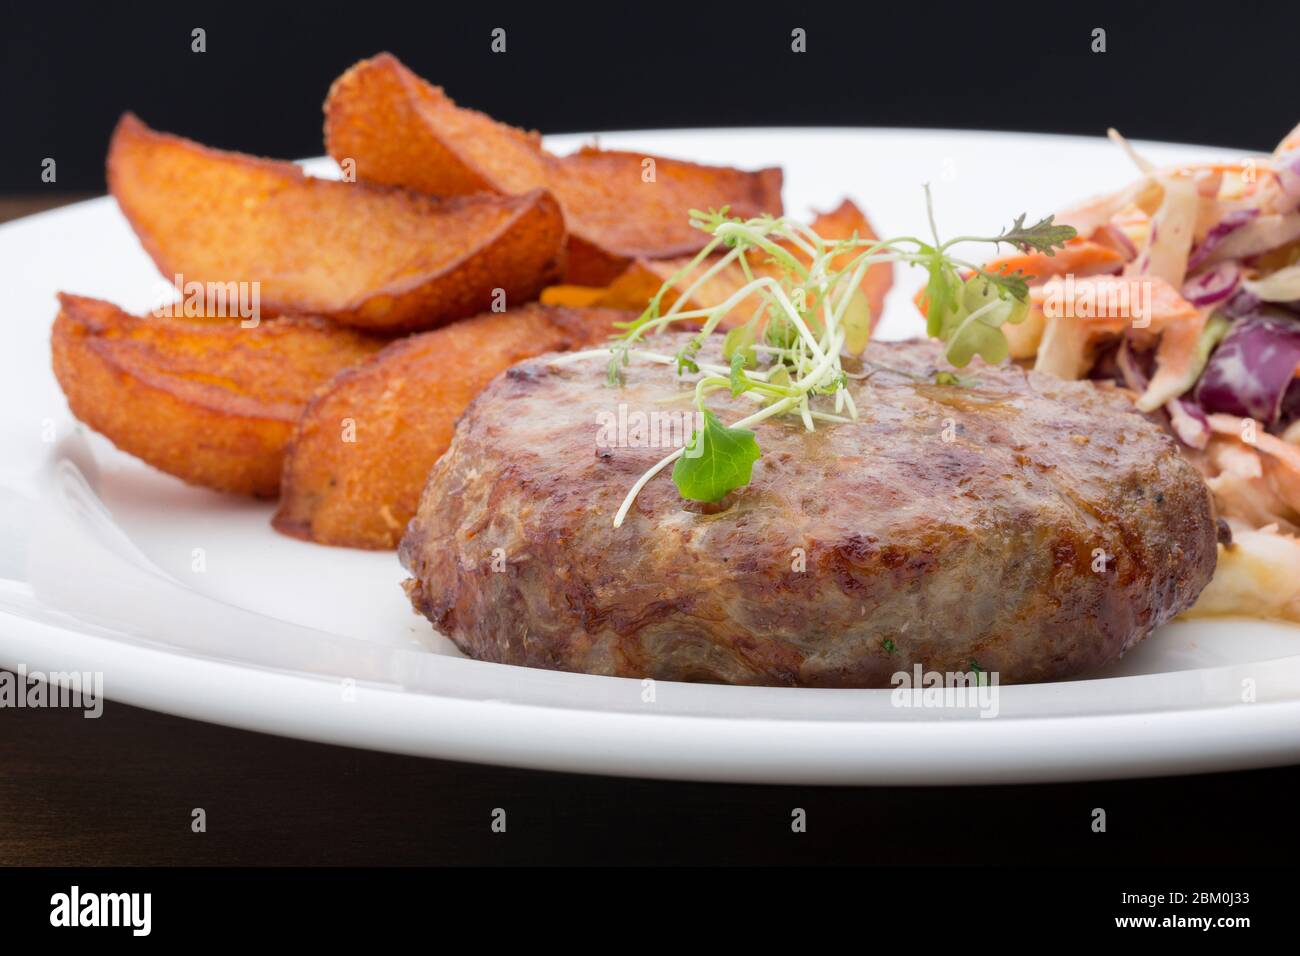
[
  {"x1": 5, "y1": 195, "x2": 1298, "y2": 867},
  {"x1": 3, "y1": 681, "x2": 1299, "y2": 866}
]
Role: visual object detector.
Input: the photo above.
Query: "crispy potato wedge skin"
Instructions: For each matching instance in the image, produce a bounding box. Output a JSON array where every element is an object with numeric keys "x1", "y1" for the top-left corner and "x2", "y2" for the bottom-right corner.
[
  {"x1": 549, "y1": 148, "x2": 784, "y2": 283},
  {"x1": 323, "y1": 52, "x2": 547, "y2": 197},
  {"x1": 108, "y1": 113, "x2": 566, "y2": 333},
  {"x1": 545, "y1": 199, "x2": 894, "y2": 328},
  {"x1": 324, "y1": 54, "x2": 783, "y2": 285},
  {"x1": 51, "y1": 294, "x2": 381, "y2": 497},
  {"x1": 273, "y1": 305, "x2": 631, "y2": 549}
]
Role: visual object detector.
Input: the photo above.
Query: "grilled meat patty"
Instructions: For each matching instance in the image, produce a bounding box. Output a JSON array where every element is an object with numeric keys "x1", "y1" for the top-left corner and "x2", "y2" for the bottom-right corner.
[{"x1": 400, "y1": 335, "x2": 1218, "y2": 687}]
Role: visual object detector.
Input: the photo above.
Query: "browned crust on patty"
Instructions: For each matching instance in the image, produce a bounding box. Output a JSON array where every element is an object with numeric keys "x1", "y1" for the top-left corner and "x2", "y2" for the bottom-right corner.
[{"x1": 400, "y1": 335, "x2": 1218, "y2": 687}]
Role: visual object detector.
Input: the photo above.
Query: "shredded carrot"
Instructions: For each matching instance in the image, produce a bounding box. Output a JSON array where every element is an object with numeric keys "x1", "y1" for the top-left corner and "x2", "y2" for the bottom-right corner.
[
  {"x1": 1207, "y1": 414, "x2": 1300, "y2": 474},
  {"x1": 1029, "y1": 275, "x2": 1198, "y2": 330},
  {"x1": 983, "y1": 238, "x2": 1124, "y2": 285}
]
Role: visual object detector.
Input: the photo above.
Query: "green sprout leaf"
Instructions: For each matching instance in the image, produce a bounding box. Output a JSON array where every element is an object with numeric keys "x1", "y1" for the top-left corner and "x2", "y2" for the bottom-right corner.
[
  {"x1": 764, "y1": 310, "x2": 798, "y2": 350},
  {"x1": 813, "y1": 370, "x2": 848, "y2": 395},
  {"x1": 934, "y1": 276, "x2": 1029, "y2": 367},
  {"x1": 933, "y1": 370, "x2": 977, "y2": 387},
  {"x1": 992, "y1": 213, "x2": 1076, "y2": 255},
  {"x1": 922, "y1": 252, "x2": 963, "y2": 339},
  {"x1": 945, "y1": 310, "x2": 1009, "y2": 366},
  {"x1": 722, "y1": 325, "x2": 757, "y2": 367},
  {"x1": 979, "y1": 267, "x2": 1031, "y2": 303},
  {"x1": 729, "y1": 352, "x2": 755, "y2": 396},
  {"x1": 688, "y1": 206, "x2": 736, "y2": 234},
  {"x1": 961, "y1": 274, "x2": 1028, "y2": 318},
  {"x1": 671, "y1": 409, "x2": 761, "y2": 503},
  {"x1": 675, "y1": 338, "x2": 702, "y2": 375},
  {"x1": 840, "y1": 288, "x2": 873, "y2": 355}
]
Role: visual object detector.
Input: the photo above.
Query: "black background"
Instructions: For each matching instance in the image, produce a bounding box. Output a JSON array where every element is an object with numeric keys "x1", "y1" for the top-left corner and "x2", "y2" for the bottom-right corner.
[
  {"x1": 3, "y1": 0, "x2": 1297, "y2": 193},
  {"x1": 3, "y1": 0, "x2": 1300, "y2": 871}
]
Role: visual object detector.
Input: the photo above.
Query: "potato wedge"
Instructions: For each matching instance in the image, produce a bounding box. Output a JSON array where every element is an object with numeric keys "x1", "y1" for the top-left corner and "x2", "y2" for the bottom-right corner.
[
  {"x1": 108, "y1": 113, "x2": 566, "y2": 333},
  {"x1": 324, "y1": 53, "x2": 783, "y2": 285},
  {"x1": 273, "y1": 305, "x2": 631, "y2": 549},
  {"x1": 542, "y1": 199, "x2": 894, "y2": 330},
  {"x1": 51, "y1": 293, "x2": 382, "y2": 496}
]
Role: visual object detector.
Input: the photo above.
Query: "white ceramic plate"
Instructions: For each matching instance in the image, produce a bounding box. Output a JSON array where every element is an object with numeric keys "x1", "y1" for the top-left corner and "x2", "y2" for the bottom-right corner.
[{"x1": 3, "y1": 128, "x2": 1299, "y2": 784}]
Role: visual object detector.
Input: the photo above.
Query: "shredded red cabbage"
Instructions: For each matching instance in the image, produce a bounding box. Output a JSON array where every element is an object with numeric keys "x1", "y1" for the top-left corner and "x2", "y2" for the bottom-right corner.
[
  {"x1": 1193, "y1": 312, "x2": 1300, "y2": 423},
  {"x1": 1223, "y1": 287, "x2": 1262, "y2": 317},
  {"x1": 1182, "y1": 261, "x2": 1240, "y2": 306},
  {"x1": 1187, "y1": 209, "x2": 1260, "y2": 271}
]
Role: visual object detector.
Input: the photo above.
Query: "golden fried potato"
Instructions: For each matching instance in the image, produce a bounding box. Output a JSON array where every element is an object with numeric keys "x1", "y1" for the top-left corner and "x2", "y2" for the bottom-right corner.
[
  {"x1": 323, "y1": 53, "x2": 783, "y2": 285},
  {"x1": 538, "y1": 285, "x2": 609, "y2": 308},
  {"x1": 542, "y1": 199, "x2": 894, "y2": 329},
  {"x1": 108, "y1": 113, "x2": 566, "y2": 333},
  {"x1": 273, "y1": 305, "x2": 631, "y2": 550},
  {"x1": 51, "y1": 293, "x2": 382, "y2": 496}
]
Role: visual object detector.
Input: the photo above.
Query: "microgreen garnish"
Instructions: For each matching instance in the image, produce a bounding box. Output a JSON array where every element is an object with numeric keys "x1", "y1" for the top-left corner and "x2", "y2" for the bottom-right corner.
[
  {"x1": 990, "y1": 213, "x2": 1078, "y2": 256},
  {"x1": 933, "y1": 371, "x2": 978, "y2": 387},
  {"x1": 729, "y1": 352, "x2": 753, "y2": 396},
  {"x1": 550, "y1": 189, "x2": 1075, "y2": 526},
  {"x1": 671, "y1": 410, "x2": 761, "y2": 502}
]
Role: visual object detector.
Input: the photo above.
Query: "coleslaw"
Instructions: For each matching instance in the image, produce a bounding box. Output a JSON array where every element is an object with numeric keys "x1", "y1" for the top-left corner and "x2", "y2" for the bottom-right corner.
[{"x1": 970, "y1": 122, "x2": 1300, "y2": 620}]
